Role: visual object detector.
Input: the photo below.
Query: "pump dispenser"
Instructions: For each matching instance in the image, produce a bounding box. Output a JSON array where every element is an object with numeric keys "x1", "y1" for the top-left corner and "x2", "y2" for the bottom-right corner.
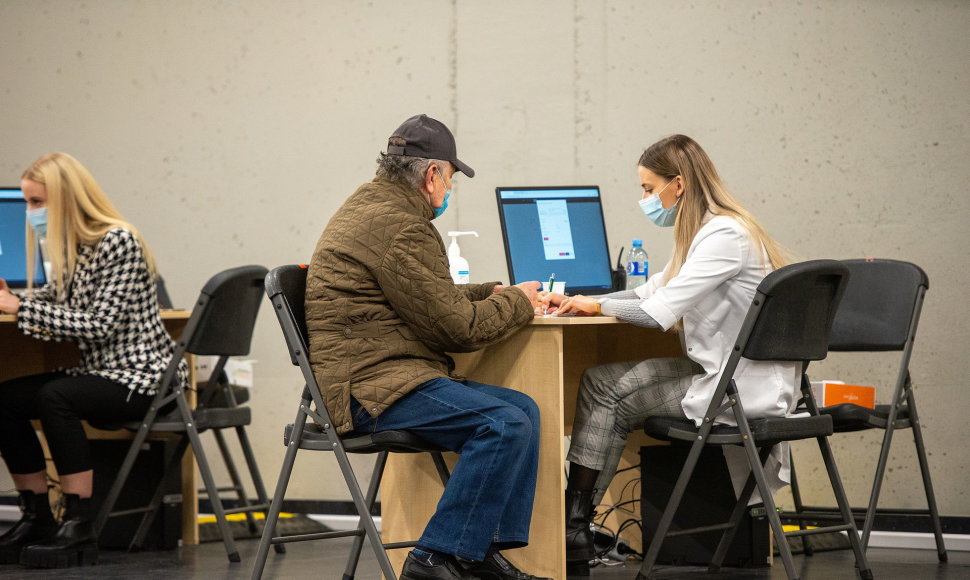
[{"x1": 447, "y1": 231, "x2": 479, "y2": 284}]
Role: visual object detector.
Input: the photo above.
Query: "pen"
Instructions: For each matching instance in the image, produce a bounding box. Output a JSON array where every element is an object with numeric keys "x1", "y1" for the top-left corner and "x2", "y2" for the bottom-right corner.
[{"x1": 547, "y1": 273, "x2": 555, "y2": 293}]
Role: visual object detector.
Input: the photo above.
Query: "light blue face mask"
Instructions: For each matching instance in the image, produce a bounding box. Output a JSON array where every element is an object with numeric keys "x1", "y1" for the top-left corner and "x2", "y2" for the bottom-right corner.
[
  {"x1": 432, "y1": 170, "x2": 451, "y2": 219},
  {"x1": 26, "y1": 207, "x2": 48, "y2": 237},
  {"x1": 638, "y1": 179, "x2": 678, "y2": 227}
]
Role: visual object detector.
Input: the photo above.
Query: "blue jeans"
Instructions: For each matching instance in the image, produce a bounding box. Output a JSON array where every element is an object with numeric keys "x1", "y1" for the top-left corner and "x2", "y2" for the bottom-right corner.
[{"x1": 349, "y1": 377, "x2": 540, "y2": 561}]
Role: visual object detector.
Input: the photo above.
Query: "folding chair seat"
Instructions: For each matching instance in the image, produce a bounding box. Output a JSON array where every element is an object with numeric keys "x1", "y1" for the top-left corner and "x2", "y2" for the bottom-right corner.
[
  {"x1": 635, "y1": 260, "x2": 872, "y2": 580},
  {"x1": 92, "y1": 265, "x2": 277, "y2": 563},
  {"x1": 787, "y1": 258, "x2": 946, "y2": 561},
  {"x1": 251, "y1": 265, "x2": 450, "y2": 580}
]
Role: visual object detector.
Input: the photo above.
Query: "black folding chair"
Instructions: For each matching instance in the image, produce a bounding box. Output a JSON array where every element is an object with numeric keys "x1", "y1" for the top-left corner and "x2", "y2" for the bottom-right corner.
[
  {"x1": 92, "y1": 265, "x2": 277, "y2": 563},
  {"x1": 788, "y1": 259, "x2": 946, "y2": 560},
  {"x1": 251, "y1": 265, "x2": 451, "y2": 580},
  {"x1": 635, "y1": 260, "x2": 872, "y2": 580}
]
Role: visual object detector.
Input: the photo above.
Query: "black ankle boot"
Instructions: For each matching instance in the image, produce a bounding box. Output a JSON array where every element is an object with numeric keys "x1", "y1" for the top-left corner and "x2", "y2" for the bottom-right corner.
[
  {"x1": 20, "y1": 493, "x2": 98, "y2": 568},
  {"x1": 0, "y1": 490, "x2": 57, "y2": 564},
  {"x1": 565, "y1": 489, "x2": 595, "y2": 577}
]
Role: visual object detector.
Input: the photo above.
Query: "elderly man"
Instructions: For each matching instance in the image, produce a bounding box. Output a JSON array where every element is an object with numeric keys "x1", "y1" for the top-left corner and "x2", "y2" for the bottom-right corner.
[{"x1": 306, "y1": 114, "x2": 549, "y2": 580}]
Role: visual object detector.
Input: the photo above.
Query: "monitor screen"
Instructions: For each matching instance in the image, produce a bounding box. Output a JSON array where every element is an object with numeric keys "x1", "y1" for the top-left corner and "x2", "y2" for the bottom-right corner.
[
  {"x1": 495, "y1": 186, "x2": 614, "y2": 295},
  {"x1": 0, "y1": 187, "x2": 46, "y2": 288}
]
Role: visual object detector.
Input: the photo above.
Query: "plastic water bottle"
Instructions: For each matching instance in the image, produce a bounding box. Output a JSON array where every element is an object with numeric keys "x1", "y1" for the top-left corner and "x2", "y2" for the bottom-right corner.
[{"x1": 625, "y1": 239, "x2": 648, "y2": 290}]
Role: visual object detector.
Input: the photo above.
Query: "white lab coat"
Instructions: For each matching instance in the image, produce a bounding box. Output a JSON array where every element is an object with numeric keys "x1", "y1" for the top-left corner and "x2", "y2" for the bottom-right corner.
[{"x1": 635, "y1": 214, "x2": 799, "y2": 495}]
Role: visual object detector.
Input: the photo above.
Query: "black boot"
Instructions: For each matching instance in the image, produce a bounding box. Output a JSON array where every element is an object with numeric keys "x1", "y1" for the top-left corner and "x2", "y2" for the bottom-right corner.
[
  {"x1": 20, "y1": 493, "x2": 98, "y2": 568},
  {"x1": 565, "y1": 489, "x2": 595, "y2": 577},
  {"x1": 0, "y1": 490, "x2": 57, "y2": 564}
]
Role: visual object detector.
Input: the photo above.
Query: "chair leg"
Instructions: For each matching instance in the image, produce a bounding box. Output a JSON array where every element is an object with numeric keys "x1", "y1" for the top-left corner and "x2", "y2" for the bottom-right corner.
[
  {"x1": 430, "y1": 451, "x2": 451, "y2": 485},
  {"x1": 816, "y1": 434, "x2": 873, "y2": 580},
  {"x1": 250, "y1": 417, "x2": 306, "y2": 580},
  {"x1": 343, "y1": 451, "x2": 388, "y2": 580},
  {"x1": 709, "y1": 450, "x2": 764, "y2": 573},
  {"x1": 905, "y1": 391, "x2": 947, "y2": 562},
  {"x1": 636, "y1": 439, "x2": 707, "y2": 579},
  {"x1": 213, "y1": 429, "x2": 257, "y2": 534},
  {"x1": 235, "y1": 426, "x2": 285, "y2": 554},
  {"x1": 734, "y1": 438, "x2": 800, "y2": 580},
  {"x1": 185, "y1": 423, "x2": 241, "y2": 562},
  {"x1": 330, "y1": 441, "x2": 397, "y2": 579},
  {"x1": 710, "y1": 463, "x2": 759, "y2": 572},
  {"x1": 788, "y1": 453, "x2": 814, "y2": 556},
  {"x1": 859, "y1": 411, "x2": 898, "y2": 556}
]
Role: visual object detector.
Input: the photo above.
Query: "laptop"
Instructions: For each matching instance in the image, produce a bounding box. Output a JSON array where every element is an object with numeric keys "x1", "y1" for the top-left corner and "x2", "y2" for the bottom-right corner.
[
  {"x1": 495, "y1": 185, "x2": 615, "y2": 295},
  {"x1": 0, "y1": 186, "x2": 46, "y2": 288}
]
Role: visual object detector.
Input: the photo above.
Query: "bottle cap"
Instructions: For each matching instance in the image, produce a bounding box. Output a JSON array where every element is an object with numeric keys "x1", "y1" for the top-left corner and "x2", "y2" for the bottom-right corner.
[{"x1": 632, "y1": 239, "x2": 643, "y2": 247}]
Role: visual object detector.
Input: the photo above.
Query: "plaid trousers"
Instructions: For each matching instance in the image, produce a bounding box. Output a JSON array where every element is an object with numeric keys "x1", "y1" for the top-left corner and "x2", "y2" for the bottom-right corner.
[{"x1": 566, "y1": 357, "x2": 702, "y2": 500}]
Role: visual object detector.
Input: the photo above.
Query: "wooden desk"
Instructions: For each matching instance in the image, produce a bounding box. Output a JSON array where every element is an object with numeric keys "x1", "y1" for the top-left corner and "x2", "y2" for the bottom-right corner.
[
  {"x1": 1, "y1": 310, "x2": 199, "y2": 545},
  {"x1": 382, "y1": 317, "x2": 683, "y2": 579}
]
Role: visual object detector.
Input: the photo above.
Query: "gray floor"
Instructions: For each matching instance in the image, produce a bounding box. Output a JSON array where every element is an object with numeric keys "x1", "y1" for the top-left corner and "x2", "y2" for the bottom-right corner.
[{"x1": 0, "y1": 536, "x2": 965, "y2": 580}]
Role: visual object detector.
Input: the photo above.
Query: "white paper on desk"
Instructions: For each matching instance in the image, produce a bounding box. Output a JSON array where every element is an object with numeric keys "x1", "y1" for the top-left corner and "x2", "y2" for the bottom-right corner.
[{"x1": 193, "y1": 356, "x2": 256, "y2": 388}]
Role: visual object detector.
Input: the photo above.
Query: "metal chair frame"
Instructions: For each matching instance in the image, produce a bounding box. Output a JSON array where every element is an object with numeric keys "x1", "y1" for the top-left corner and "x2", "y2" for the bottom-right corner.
[
  {"x1": 788, "y1": 258, "x2": 946, "y2": 561},
  {"x1": 635, "y1": 260, "x2": 872, "y2": 580},
  {"x1": 252, "y1": 265, "x2": 450, "y2": 580},
  {"x1": 93, "y1": 265, "x2": 275, "y2": 563}
]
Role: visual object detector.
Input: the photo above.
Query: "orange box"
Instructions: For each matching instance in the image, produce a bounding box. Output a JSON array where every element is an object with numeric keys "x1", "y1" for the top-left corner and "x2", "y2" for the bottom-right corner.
[{"x1": 810, "y1": 381, "x2": 876, "y2": 408}]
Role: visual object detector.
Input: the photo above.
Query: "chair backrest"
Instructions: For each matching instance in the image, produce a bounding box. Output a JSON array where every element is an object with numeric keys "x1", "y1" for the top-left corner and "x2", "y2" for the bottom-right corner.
[
  {"x1": 186, "y1": 265, "x2": 269, "y2": 356},
  {"x1": 265, "y1": 264, "x2": 345, "y2": 427},
  {"x1": 828, "y1": 259, "x2": 928, "y2": 352},
  {"x1": 739, "y1": 260, "x2": 850, "y2": 363},
  {"x1": 264, "y1": 265, "x2": 310, "y2": 366}
]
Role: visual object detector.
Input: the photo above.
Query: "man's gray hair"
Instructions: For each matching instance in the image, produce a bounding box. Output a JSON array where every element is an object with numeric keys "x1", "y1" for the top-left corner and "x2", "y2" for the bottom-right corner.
[{"x1": 376, "y1": 137, "x2": 448, "y2": 189}]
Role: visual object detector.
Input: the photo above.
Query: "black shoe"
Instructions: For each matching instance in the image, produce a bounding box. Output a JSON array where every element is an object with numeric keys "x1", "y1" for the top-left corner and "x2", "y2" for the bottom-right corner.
[
  {"x1": 20, "y1": 494, "x2": 98, "y2": 569},
  {"x1": 401, "y1": 551, "x2": 481, "y2": 580},
  {"x1": 462, "y1": 552, "x2": 552, "y2": 580},
  {"x1": 565, "y1": 489, "x2": 595, "y2": 576},
  {"x1": 0, "y1": 490, "x2": 57, "y2": 564}
]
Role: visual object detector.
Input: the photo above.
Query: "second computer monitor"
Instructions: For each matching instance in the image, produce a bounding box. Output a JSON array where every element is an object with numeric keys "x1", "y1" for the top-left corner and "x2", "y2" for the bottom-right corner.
[
  {"x1": 496, "y1": 185, "x2": 614, "y2": 295},
  {"x1": 0, "y1": 187, "x2": 46, "y2": 288}
]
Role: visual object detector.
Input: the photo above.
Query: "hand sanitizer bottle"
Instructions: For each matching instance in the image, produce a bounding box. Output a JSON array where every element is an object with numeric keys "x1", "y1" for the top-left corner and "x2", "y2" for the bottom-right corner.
[{"x1": 447, "y1": 231, "x2": 479, "y2": 284}]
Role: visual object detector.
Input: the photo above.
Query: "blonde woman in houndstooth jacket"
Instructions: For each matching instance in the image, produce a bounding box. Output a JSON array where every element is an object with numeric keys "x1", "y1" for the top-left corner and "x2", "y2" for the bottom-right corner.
[{"x1": 0, "y1": 153, "x2": 188, "y2": 569}]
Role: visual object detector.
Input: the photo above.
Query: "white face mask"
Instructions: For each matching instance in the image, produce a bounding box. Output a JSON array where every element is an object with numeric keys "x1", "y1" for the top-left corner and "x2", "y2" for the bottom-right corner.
[
  {"x1": 638, "y1": 179, "x2": 678, "y2": 227},
  {"x1": 27, "y1": 207, "x2": 48, "y2": 237}
]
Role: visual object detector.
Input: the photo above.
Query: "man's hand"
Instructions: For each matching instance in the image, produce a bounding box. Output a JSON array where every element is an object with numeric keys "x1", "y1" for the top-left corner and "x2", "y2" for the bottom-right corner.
[
  {"x1": 0, "y1": 279, "x2": 21, "y2": 314},
  {"x1": 513, "y1": 281, "x2": 541, "y2": 309}
]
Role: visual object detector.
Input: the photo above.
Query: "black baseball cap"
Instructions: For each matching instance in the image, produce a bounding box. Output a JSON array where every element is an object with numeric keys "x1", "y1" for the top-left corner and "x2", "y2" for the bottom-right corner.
[{"x1": 386, "y1": 114, "x2": 475, "y2": 178}]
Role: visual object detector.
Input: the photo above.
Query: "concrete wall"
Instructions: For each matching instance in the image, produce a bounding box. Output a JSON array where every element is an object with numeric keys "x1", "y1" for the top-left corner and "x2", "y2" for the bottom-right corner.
[{"x1": 2, "y1": 1, "x2": 968, "y2": 516}]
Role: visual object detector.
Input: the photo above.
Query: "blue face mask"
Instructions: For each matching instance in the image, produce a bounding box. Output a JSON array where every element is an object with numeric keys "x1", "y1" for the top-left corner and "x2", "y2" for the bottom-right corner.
[
  {"x1": 432, "y1": 169, "x2": 451, "y2": 219},
  {"x1": 638, "y1": 179, "x2": 678, "y2": 227},
  {"x1": 434, "y1": 192, "x2": 450, "y2": 219},
  {"x1": 26, "y1": 207, "x2": 48, "y2": 237}
]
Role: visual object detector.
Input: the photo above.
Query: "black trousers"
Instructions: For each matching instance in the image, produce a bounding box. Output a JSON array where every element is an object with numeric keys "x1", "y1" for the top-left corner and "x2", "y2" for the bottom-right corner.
[{"x1": 0, "y1": 372, "x2": 154, "y2": 476}]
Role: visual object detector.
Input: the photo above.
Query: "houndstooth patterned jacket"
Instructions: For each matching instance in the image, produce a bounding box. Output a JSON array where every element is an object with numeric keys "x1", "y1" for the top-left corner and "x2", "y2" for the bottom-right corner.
[{"x1": 17, "y1": 228, "x2": 189, "y2": 396}]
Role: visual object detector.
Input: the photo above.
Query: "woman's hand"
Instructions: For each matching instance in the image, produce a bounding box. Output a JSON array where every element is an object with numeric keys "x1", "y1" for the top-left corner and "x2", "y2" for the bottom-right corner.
[
  {"x1": 0, "y1": 279, "x2": 21, "y2": 314},
  {"x1": 539, "y1": 293, "x2": 600, "y2": 316},
  {"x1": 538, "y1": 291, "x2": 566, "y2": 314}
]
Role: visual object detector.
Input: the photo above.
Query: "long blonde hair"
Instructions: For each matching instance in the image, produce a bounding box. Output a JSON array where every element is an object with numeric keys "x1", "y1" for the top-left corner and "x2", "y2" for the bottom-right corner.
[
  {"x1": 639, "y1": 135, "x2": 790, "y2": 283},
  {"x1": 22, "y1": 153, "x2": 157, "y2": 301}
]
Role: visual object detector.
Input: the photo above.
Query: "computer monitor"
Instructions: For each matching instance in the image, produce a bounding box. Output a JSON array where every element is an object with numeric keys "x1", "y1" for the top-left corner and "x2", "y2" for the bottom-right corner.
[
  {"x1": 0, "y1": 187, "x2": 46, "y2": 288},
  {"x1": 495, "y1": 185, "x2": 614, "y2": 295}
]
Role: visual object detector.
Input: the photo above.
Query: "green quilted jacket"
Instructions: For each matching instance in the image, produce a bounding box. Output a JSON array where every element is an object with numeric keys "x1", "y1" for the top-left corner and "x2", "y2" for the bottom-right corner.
[{"x1": 306, "y1": 177, "x2": 534, "y2": 434}]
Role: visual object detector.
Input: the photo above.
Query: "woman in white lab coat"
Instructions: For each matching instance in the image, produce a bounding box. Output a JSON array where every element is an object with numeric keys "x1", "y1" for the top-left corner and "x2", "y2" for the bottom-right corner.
[{"x1": 542, "y1": 134, "x2": 793, "y2": 575}]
